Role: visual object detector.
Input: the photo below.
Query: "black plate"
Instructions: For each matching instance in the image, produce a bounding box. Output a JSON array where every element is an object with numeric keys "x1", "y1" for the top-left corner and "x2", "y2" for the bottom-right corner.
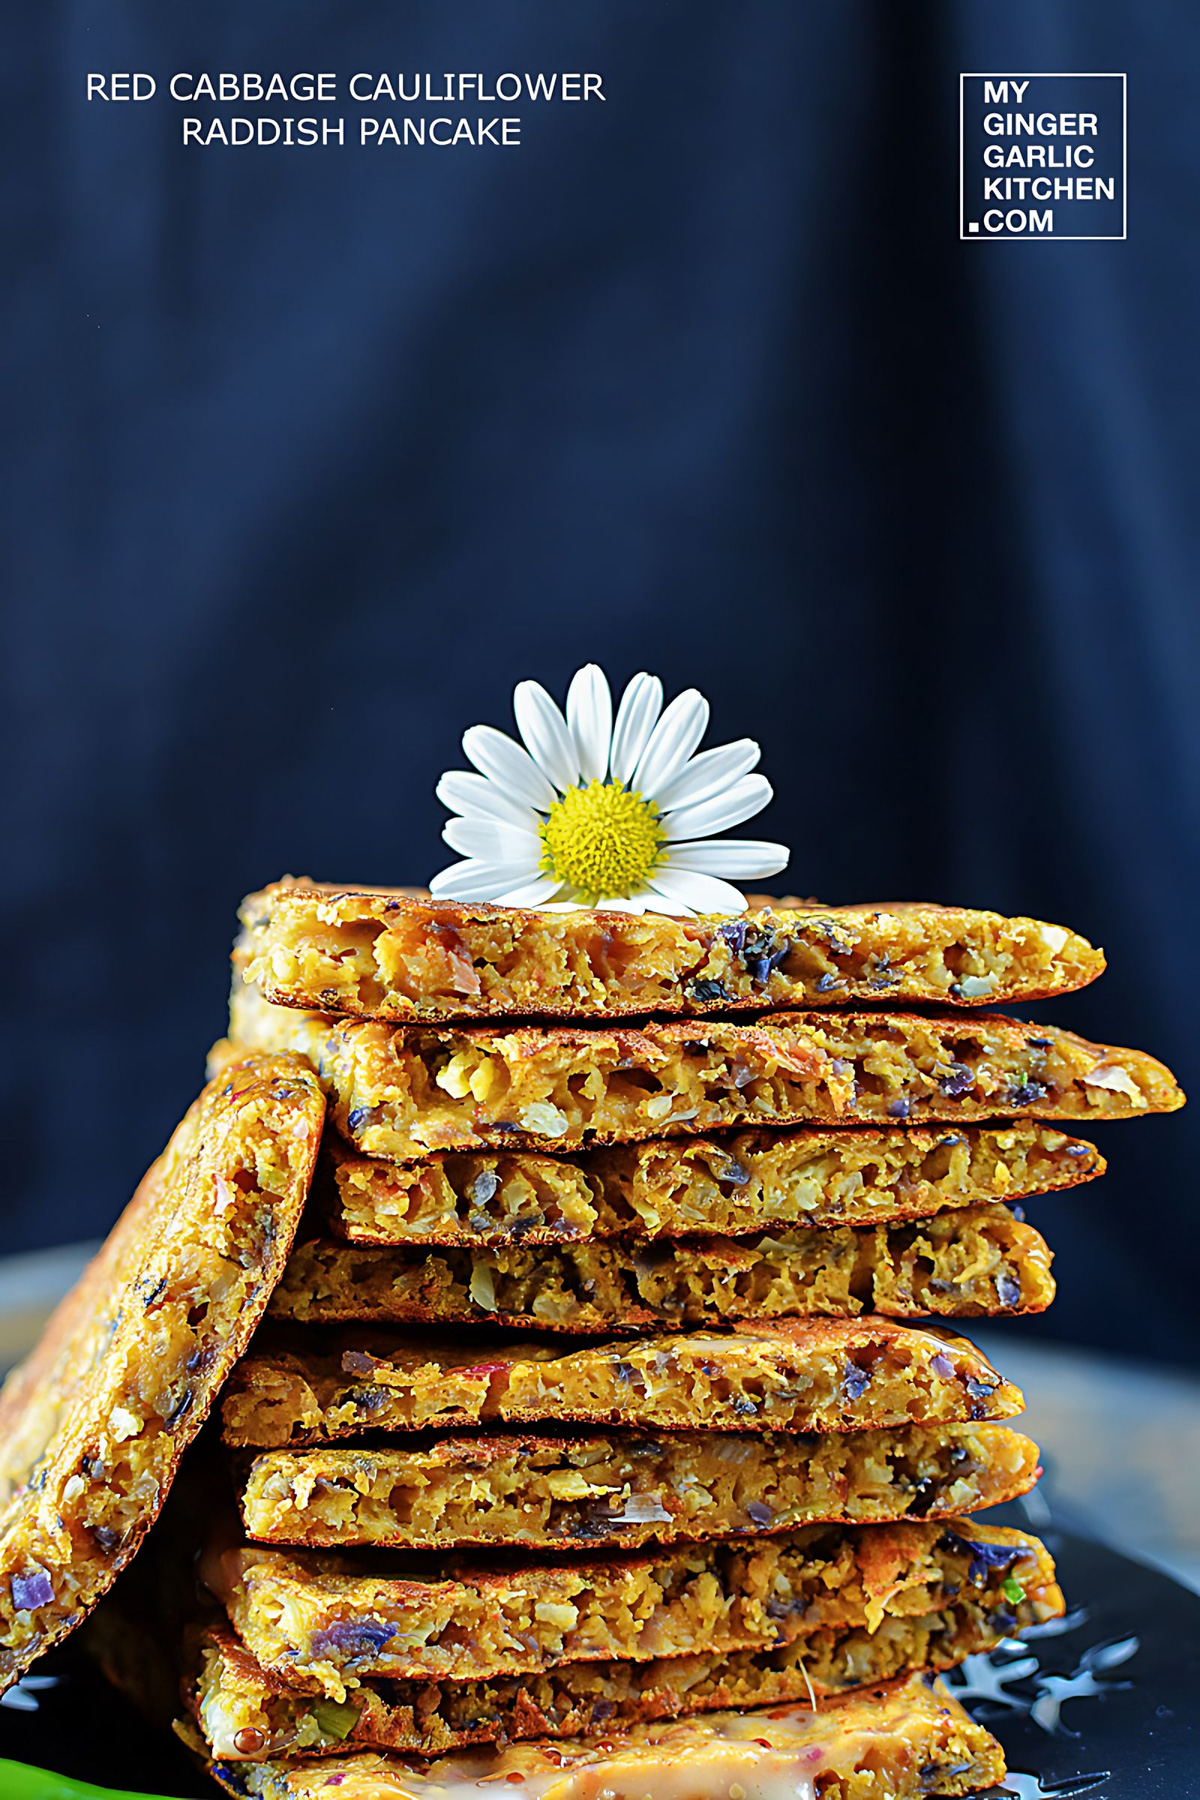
[{"x1": 1, "y1": 1529, "x2": 1197, "y2": 1798}]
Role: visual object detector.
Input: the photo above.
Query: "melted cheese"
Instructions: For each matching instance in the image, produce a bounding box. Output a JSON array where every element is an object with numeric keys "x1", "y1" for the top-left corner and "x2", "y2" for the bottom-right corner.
[{"x1": 266, "y1": 1696, "x2": 943, "y2": 1798}]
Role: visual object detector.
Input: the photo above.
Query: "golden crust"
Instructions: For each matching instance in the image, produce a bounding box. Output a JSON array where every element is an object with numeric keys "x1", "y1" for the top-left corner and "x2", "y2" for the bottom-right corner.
[
  {"x1": 236, "y1": 1422, "x2": 1041, "y2": 1552},
  {"x1": 205, "y1": 1519, "x2": 1061, "y2": 1697},
  {"x1": 0, "y1": 1054, "x2": 325, "y2": 1691},
  {"x1": 326, "y1": 1123, "x2": 1103, "y2": 1245},
  {"x1": 192, "y1": 1667, "x2": 1006, "y2": 1796},
  {"x1": 268, "y1": 1203, "x2": 1054, "y2": 1331},
  {"x1": 237, "y1": 876, "x2": 1103, "y2": 1020},
  {"x1": 217, "y1": 988, "x2": 1184, "y2": 1157},
  {"x1": 221, "y1": 1317, "x2": 1023, "y2": 1448}
]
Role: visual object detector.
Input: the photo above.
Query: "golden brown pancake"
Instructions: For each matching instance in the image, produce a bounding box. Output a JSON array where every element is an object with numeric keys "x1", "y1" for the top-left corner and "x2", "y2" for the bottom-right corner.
[
  {"x1": 205, "y1": 1519, "x2": 1061, "y2": 1696},
  {"x1": 221, "y1": 1316, "x2": 1023, "y2": 1450},
  {"x1": 192, "y1": 1664, "x2": 1006, "y2": 1795},
  {"x1": 269, "y1": 1202, "x2": 1055, "y2": 1331},
  {"x1": 216, "y1": 986, "x2": 1183, "y2": 1158},
  {"x1": 236, "y1": 875, "x2": 1103, "y2": 1019},
  {"x1": 325, "y1": 1122, "x2": 1103, "y2": 1246},
  {"x1": 236, "y1": 1421, "x2": 1040, "y2": 1552},
  {"x1": 0, "y1": 1054, "x2": 324, "y2": 1691}
]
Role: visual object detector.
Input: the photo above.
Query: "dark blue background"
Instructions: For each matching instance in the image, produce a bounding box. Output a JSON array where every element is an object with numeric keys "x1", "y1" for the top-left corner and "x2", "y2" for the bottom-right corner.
[{"x1": 4, "y1": 2, "x2": 1197, "y2": 1361}]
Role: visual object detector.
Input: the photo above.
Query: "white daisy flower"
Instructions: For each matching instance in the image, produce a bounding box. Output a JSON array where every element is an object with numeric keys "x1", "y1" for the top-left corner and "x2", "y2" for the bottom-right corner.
[{"x1": 430, "y1": 666, "x2": 789, "y2": 916}]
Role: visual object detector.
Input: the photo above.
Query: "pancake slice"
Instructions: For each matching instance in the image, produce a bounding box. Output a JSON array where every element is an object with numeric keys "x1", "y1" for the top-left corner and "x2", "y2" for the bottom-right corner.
[
  {"x1": 193, "y1": 1667, "x2": 1006, "y2": 1795},
  {"x1": 217, "y1": 987, "x2": 1183, "y2": 1157},
  {"x1": 236, "y1": 1422, "x2": 1041, "y2": 1551},
  {"x1": 197, "y1": 1672, "x2": 1007, "y2": 1797},
  {"x1": 221, "y1": 1318, "x2": 1024, "y2": 1449},
  {"x1": 0, "y1": 1054, "x2": 325, "y2": 1691},
  {"x1": 326, "y1": 1122, "x2": 1103, "y2": 1245},
  {"x1": 236, "y1": 875, "x2": 1103, "y2": 1020},
  {"x1": 205, "y1": 1519, "x2": 1061, "y2": 1697},
  {"x1": 268, "y1": 1203, "x2": 1054, "y2": 1331}
]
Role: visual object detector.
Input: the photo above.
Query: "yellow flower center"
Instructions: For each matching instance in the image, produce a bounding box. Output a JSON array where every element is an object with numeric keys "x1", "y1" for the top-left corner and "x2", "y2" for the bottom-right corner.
[{"x1": 540, "y1": 779, "x2": 663, "y2": 902}]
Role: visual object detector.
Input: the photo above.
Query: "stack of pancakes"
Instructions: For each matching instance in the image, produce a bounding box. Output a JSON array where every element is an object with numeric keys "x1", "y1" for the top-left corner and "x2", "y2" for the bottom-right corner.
[
  {"x1": 192, "y1": 881, "x2": 1182, "y2": 1797},
  {"x1": 0, "y1": 881, "x2": 1184, "y2": 1800}
]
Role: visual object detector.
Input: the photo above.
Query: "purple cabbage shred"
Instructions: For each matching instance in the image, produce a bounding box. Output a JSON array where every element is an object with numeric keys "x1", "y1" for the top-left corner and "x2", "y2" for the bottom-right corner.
[
  {"x1": 11, "y1": 1568, "x2": 53, "y2": 1612},
  {"x1": 943, "y1": 1529, "x2": 1025, "y2": 1584},
  {"x1": 841, "y1": 1362, "x2": 872, "y2": 1401},
  {"x1": 310, "y1": 1618, "x2": 398, "y2": 1661}
]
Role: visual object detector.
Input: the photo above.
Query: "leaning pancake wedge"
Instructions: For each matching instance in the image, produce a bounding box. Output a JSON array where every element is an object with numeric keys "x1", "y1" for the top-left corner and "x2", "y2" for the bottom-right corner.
[
  {"x1": 222, "y1": 1317, "x2": 1023, "y2": 1448},
  {"x1": 216, "y1": 988, "x2": 1183, "y2": 1157},
  {"x1": 195, "y1": 1673, "x2": 1006, "y2": 1798},
  {"x1": 236, "y1": 875, "x2": 1103, "y2": 1020},
  {"x1": 0, "y1": 1053, "x2": 324, "y2": 1691}
]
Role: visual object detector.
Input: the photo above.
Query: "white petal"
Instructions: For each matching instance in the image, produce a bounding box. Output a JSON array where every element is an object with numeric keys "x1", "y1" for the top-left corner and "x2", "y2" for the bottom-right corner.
[
  {"x1": 513, "y1": 681, "x2": 581, "y2": 793},
  {"x1": 654, "y1": 739, "x2": 760, "y2": 812},
  {"x1": 662, "y1": 838, "x2": 790, "y2": 878},
  {"x1": 647, "y1": 867, "x2": 748, "y2": 915},
  {"x1": 593, "y1": 893, "x2": 649, "y2": 914},
  {"x1": 462, "y1": 725, "x2": 558, "y2": 812},
  {"x1": 428, "y1": 858, "x2": 481, "y2": 896},
  {"x1": 609, "y1": 673, "x2": 663, "y2": 784},
  {"x1": 492, "y1": 874, "x2": 568, "y2": 907},
  {"x1": 436, "y1": 770, "x2": 538, "y2": 829},
  {"x1": 633, "y1": 890, "x2": 696, "y2": 917},
  {"x1": 641, "y1": 890, "x2": 697, "y2": 918},
  {"x1": 429, "y1": 857, "x2": 541, "y2": 901},
  {"x1": 660, "y1": 775, "x2": 773, "y2": 841},
  {"x1": 443, "y1": 817, "x2": 542, "y2": 862},
  {"x1": 632, "y1": 689, "x2": 710, "y2": 798},
  {"x1": 566, "y1": 664, "x2": 613, "y2": 784}
]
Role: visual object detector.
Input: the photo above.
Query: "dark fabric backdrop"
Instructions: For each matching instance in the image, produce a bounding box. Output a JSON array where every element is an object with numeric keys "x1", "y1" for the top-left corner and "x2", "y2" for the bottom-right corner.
[{"x1": 3, "y1": 2, "x2": 1197, "y2": 1360}]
